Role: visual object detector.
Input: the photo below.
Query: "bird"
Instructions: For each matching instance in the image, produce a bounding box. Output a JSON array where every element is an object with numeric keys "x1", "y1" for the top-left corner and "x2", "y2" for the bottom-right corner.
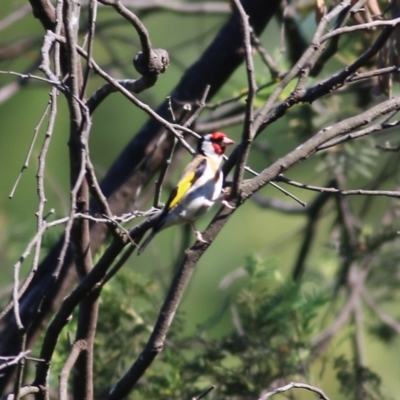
[{"x1": 137, "y1": 131, "x2": 235, "y2": 255}]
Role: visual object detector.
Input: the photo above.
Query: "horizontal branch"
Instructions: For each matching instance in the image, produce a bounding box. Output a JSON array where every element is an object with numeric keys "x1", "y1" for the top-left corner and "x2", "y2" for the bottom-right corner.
[
  {"x1": 241, "y1": 96, "x2": 400, "y2": 198},
  {"x1": 277, "y1": 176, "x2": 400, "y2": 199},
  {"x1": 115, "y1": 0, "x2": 229, "y2": 13},
  {"x1": 320, "y1": 16, "x2": 400, "y2": 43},
  {"x1": 0, "y1": 352, "x2": 30, "y2": 372},
  {"x1": 1, "y1": 385, "x2": 41, "y2": 400},
  {"x1": 59, "y1": 340, "x2": 87, "y2": 400},
  {"x1": 259, "y1": 381, "x2": 330, "y2": 400}
]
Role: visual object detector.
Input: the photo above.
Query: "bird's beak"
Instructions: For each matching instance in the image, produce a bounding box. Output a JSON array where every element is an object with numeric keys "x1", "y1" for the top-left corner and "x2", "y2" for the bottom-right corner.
[{"x1": 222, "y1": 137, "x2": 235, "y2": 146}]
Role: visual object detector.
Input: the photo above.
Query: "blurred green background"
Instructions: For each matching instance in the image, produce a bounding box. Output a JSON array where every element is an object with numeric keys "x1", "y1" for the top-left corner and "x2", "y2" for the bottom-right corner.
[{"x1": 1, "y1": 1, "x2": 400, "y2": 399}]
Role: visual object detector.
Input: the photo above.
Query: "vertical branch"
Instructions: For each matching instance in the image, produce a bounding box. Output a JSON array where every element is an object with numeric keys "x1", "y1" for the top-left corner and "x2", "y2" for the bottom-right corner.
[
  {"x1": 231, "y1": 0, "x2": 257, "y2": 197},
  {"x1": 59, "y1": 341, "x2": 86, "y2": 400},
  {"x1": 11, "y1": 331, "x2": 24, "y2": 400},
  {"x1": 34, "y1": 237, "x2": 127, "y2": 400},
  {"x1": 62, "y1": 1, "x2": 97, "y2": 399},
  {"x1": 107, "y1": 251, "x2": 202, "y2": 399},
  {"x1": 310, "y1": 260, "x2": 372, "y2": 357},
  {"x1": 291, "y1": 186, "x2": 333, "y2": 280},
  {"x1": 28, "y1": 0, "x2": 63, "y2": 314},
  {"x1": 107, "y1": 205, "x2": 234, "y2": 400},
  {"x1": 11, "y1": 3, "x2": 65, "y2": 398},
  {"x1": 80, "y1": 0, "x2": 97, "y2": 98},
  {"x1": 352, "y1": 279, "x2": 367, "y2": 400},
  {"x1": 153, "y1": 97, "x2": 178, "y2": 208},
  {"x1": 8, "y1": 102, "x2": 51, "y2": 199},
  {"x1": 0, "y1": 0, "x2": 280, "y2": 394}
]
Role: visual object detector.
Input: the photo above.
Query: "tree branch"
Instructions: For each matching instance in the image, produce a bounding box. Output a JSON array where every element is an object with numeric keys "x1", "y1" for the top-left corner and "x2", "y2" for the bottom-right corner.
[{"x1": 259, "y1": 381, "x2": 331, "y2": 400}]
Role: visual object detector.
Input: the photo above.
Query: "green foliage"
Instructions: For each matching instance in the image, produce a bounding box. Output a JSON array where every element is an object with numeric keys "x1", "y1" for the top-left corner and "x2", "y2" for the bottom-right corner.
[
  {"x1": 334, "y1": 356, "x2": 384, "y2": 400},
  {"x1": 3, "y1": 1, "x2": 400, "y2": 399},
  {"x1": 368, "y1": 323, "x2": 397, "y2": 344},
  {"x1": 93, "y1": 270, "x2": 165, "y2": 394},
  {"x1": 86, "y1": 256, "x2": 330, "y2": 399}
]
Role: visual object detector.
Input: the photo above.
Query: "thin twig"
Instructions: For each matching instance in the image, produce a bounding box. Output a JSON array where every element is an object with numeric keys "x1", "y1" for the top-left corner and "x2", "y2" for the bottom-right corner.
[
  {"x1": 362, "y1": 289, "x2": 400, "y2": 334},
  {"x1": 251, "y1": 31, "x2": 283, "y2": 79},
  {"x1": 34, "y1": 235, "x2": 130, "y2": 395},
  {"x1": 87, "y1": 78, "x2": 158, "y2": 113},
  {"x1": 231, "y1": 0, "x2": 257, "y2": 197},
  {"x1": 258, "y1": 382, "x2": 331, "y2": 400},
  {"x1": 192, "y1": 385, "x2": 216, "y2": 400},
  {"x1": 311, "y1": 259, "x2": 372, "y2": 356},
  {"x1": 108, "y1": 0, "x2": 229, "y2": 13},
  {"x1": 320, "y1": 15, "x2": 400, "y2": 43},
  {"x1": 153, "y1": 86, "x2": 211, "y2": 208},
  {"x1": 8, "y1": 101, "x2": 51, "y2": 199},
  {"x1": 0, "y1": 4, "x2": 31, "y2": 31},
  {"x1": 80, "y1": 0, "x2": 98, "y2": 98},
  {"x1": 252, "y1": 195, "x2": 307, "y2": 213},
  {"x1": 86, "y1": 154, "x2": 113, "y2": 218},
  {"x1": 153, "y1": 97, "x2": 178, "y2": 208},
  {"x1": 98, "y1": 0, "x2": 152, "y2": 62},
  {"x1": 277, "y1": 175, "x2": 400, "y2": 199},
  {"x1": 0, "y1": 70, "x2": 63, "y2": 88},
  {"x1": 47, "y1": 32, "x2": 196, "y2": 155},
  {"x1": 345, "y1": 66, "x2": 400, "y2": 83},
  {"x1": 59, "y1": 340, "x2": 86, "y2": 400},
  {"x1": 19, "y1": 62, "x2": 61, "y2": 333},
  {"x1": 99, "y1": 245, "x2": 136, "y2": 287},
  {"x1": 0, "y1": 351, "x2": 30, "y2": 372},
  {"x1": 252, "y1": 0, "x2": 351, "y2": 133},
  {"x1": 1, "y1": 385, "x2": 41, "y2": 400},
  {"x1": 317, "y1": 110, "x2": 399, "y2": 151}
]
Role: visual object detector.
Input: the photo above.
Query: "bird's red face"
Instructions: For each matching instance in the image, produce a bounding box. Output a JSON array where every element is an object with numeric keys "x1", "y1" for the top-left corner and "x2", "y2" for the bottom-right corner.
[{"x1": 208, "y1": 131, "x2": 235, "y2": 155}]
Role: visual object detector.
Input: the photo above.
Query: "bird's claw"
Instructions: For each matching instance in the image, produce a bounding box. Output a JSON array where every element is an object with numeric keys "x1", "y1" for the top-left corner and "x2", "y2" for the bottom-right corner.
[
  {"x1": 221, "y1": 199, "x2": 235, "y2": 209},
  {"x1": 195, "y1": 231, "x2": 208, "y2": 244}
]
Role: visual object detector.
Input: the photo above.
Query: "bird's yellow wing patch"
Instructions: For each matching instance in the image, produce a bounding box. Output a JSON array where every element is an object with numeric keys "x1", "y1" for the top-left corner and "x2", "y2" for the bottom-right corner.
[
  {"x1": 165, "y1": 157, "x2": 207, "y2": 210},
  {"x1": 167, "y1": 171, "x2": 196, "y2": 210}
]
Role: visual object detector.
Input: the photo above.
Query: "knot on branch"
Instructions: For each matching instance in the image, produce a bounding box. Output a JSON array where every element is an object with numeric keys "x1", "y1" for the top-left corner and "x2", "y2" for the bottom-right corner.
[{"x1": 133, "y1": 48, "x2": 169, "y2": 77}]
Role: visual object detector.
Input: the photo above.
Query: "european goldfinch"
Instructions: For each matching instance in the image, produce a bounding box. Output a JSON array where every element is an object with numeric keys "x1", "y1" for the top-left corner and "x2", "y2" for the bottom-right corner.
[{"x1": 138, "y1": 131, "x2": 235, "y2": 255}]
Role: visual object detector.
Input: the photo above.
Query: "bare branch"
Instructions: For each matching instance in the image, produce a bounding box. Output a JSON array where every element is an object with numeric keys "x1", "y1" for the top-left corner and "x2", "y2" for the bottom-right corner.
[
  {"x1": 252, "y1": 195, "x2": 307, "y2": 214},
  {"x1": 113, "y1": 0, "x2": 229, "y2": 14},
  {"x1": 259, "y1": 381, "x2": 331, "y2": 400},
  {"x1": 311, "y1": 259, "x2": 372, "y2": 356},
  {"x1": 253, "y1": 0, "x2": 353, "y2": 134},
  {"x1": 80, "y1": 0, "x2": 98, "y2": 98},
  {"x1": 240, "y1": 96, "x2": 400, "y2": 200},
  {"x1": 0, "y1": 5, "x2": 31, "y2": 31},
  {"x1": 98, "y1": 0, "x2": 169, "y2": 78},
  {"x1": 1, "y1": 385, "x2": 41, "y2": 400},
  {"x1": 317, "y1": 110, "x2": 398, "y2": 151},
  {"x1": 362, "y1": 289, "x2": 400, "y2": 335},
  {"x1": 87, "y1": 78, "x2": 157, "y2": 113},
  {"x1": 277, "y1": 176, "x2": 400, "y2": 199},
  {"x1": 231, "y1": 0, "x2": 257, "y2": 197},
  {"x1": 320, "y1": 16, "x2": 400, "y2": 43},
  {"x1": 191, "y1": 385, "x2": 216, "y2": 400},
  {"x1": 59, "y1": 340, "x2": 86, "y2": 400},
  {"x1": 98, "y1": 0, "x2": 153, "y2": 62},
  {"x1": 0, "y1": 351, "x2": 30, "y2": 372},
  {"x1": 34, "y1": 234, "x2": 129, "y2": 393},
  {"x1": 250, "y1": 31, "x2": 283, "y2": 79}
]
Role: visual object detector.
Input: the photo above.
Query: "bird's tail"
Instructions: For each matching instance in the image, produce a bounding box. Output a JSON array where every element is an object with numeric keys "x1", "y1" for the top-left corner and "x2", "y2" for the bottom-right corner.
[{"x1": 137, "y1": 230, "x2": 157, "y2": 255}]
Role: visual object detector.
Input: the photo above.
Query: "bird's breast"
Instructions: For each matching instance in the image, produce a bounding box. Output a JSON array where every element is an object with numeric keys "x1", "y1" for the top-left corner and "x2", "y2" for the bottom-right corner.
[{"x1": 177, "y1": 166, "x2": 223, "y2": 221}]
